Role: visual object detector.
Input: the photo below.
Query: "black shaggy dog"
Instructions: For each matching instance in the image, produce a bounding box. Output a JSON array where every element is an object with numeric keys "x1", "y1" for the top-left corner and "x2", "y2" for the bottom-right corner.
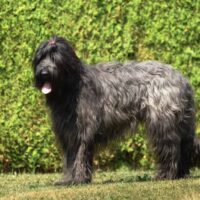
[{"x1": 33, "y1": 36, "x2": 200, "y2": 185}]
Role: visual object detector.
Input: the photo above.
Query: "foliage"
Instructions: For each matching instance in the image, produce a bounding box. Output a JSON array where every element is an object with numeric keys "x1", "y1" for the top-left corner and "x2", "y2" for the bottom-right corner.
[{"x1": 0, "y1": 0, "x2": 199, "y2": 172}]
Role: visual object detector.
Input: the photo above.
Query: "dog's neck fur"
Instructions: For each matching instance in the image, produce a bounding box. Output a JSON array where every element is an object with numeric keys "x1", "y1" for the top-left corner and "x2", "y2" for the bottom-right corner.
[{"x1": 45, "y1": 64, "x2": 86, "y2": 109}]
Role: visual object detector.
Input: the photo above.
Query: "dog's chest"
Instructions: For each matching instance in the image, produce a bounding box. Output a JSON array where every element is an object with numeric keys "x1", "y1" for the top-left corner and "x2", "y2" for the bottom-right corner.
[{"x1": 51, "y1": 107, "x2": 77, "y2": 140}]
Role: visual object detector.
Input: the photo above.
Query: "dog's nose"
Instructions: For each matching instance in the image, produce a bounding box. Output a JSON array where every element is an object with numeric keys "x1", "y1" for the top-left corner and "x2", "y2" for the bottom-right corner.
[{"x1": 40, "y1": 69, "x2": 49, "y2": 77}]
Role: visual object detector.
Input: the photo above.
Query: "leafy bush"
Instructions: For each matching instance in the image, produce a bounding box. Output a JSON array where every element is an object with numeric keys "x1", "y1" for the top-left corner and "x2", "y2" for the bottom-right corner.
[{"x1": 0, "y1": 0, "x2": 199, "y2": 172}]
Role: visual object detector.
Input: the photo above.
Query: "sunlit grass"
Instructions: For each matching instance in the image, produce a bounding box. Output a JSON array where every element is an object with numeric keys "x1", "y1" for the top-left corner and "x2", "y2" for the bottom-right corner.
[{"x1": 0, "y1": 169, "x2": 200, "y2": 200}]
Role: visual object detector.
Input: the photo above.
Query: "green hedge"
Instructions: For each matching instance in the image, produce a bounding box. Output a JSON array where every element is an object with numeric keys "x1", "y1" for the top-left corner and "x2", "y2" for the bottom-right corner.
[{"x1": 0, "y1": 0, "x2": 200, "y2": 172}]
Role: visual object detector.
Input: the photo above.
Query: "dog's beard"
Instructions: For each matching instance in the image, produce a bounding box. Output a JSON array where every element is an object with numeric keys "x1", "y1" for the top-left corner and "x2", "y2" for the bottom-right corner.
[
  {"x1": 41, "y1": 82, "x2": 52, "y2": 94},
  {"x1": 35, "y1": 71, "x2": 54, "y2": 95},
  {"x1": 35, "y1": 67, "x2": 58, "y2": 95}
]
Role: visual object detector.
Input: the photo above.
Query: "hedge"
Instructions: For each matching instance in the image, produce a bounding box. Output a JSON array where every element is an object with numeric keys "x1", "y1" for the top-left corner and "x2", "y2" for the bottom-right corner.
[{"x1": 0, "y1": 0, "x2": 200, "y2": 172}]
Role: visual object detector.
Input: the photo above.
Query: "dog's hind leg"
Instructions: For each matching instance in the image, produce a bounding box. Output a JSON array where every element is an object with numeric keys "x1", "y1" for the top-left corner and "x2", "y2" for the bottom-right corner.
[
  {"x1": 146, "y1": 116, "x2": 182, "y2": 180},
  {"x1": 178, "y1": 107, "x2": 199, "y2": 177}
]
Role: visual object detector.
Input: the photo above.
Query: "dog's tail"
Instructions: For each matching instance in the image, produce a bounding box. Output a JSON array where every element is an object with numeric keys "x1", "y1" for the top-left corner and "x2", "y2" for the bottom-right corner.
[{"x1": 191, "y1": 136, "x2": 200, "y2": 167}]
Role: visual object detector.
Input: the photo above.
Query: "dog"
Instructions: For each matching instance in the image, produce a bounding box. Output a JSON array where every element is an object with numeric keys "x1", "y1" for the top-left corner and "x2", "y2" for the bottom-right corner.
[{"x1": 33, "y1": 36, "x2": 200, "y2": 185}]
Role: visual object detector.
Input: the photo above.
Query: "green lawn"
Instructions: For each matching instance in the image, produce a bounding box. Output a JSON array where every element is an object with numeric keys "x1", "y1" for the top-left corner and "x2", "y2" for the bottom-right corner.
[{"x1": 0, "y1": 170, "x2": 200, "y2": 200}]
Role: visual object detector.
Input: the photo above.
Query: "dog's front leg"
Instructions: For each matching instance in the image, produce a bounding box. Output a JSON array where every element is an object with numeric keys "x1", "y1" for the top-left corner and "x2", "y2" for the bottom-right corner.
[
  {"x1": 55, "y1": 150, "x2": 76, "y2": 185},
  {"x1": 71, "y1": 96, "x2": 100, "y2": 185},
  {"x1": 72, "y1": 142, "x2": 94, "y2": 185},
  {"x1": 56, "y1": 142, "x2": 94, "y2": 185}
]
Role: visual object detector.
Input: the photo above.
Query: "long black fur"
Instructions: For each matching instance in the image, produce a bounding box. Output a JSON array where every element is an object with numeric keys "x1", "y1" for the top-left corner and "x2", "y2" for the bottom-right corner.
[{"x1": 33, "y1": 36, "x2": 200, "y2": 185}]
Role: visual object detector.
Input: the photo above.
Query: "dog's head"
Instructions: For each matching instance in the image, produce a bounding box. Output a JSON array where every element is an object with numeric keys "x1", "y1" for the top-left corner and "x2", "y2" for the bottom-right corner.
[{"x1": 33, "y1": 36, "x2": 82, "y2": 95}]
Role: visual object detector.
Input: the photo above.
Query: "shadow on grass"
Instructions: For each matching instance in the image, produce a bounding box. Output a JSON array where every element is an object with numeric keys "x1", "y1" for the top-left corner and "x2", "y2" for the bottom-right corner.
[
  {"x1": 187, "y1": 175, "x2": 200, "y2": 179},
  {"x1": 46, "y1": 173, "x2": 200, "y2": 187},
  {"x1": 96, "y1": 172, "x2": 200, "y2": 185},
  {"x1": 50, "y1": 174, "x2": 153, "y2": 188},
  {"x1": 101, "y1": 173, "x2": 152, "y2": 184}
]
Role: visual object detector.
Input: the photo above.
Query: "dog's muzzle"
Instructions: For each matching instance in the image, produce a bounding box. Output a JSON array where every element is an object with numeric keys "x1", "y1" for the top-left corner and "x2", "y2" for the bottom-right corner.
[
  {"x1": 37, "y1": 68, "x2": 53, "y2": 95},
  {"x1": 41, "y1": 69, "x2": 49, "y2": 76},
  {"x1": 40, "y1": 68, "x2": 51, "y2": 79}
]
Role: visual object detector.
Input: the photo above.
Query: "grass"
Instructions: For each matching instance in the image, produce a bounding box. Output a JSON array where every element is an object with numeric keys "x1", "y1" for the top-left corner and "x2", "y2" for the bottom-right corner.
[{"x1": 0, "y1": 169, "x2": 200, "y2": 200}]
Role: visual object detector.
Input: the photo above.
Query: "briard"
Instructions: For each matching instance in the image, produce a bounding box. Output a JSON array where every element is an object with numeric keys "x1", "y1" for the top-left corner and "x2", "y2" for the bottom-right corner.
[{"x1": 33, "y1": 36, "x2": 200, "y2": 185}]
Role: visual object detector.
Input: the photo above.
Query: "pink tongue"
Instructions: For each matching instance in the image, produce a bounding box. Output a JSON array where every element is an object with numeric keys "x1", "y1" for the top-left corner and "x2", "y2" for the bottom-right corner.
[{"x1": 41, "y1": 83, "x2": 52, "y2": 94}]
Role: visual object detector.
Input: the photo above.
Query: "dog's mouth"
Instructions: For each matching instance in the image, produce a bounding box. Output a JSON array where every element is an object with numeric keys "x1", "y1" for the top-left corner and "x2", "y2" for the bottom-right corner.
[{"x1": 41, "y1": 82, "x2": 52, "y2": 94}]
